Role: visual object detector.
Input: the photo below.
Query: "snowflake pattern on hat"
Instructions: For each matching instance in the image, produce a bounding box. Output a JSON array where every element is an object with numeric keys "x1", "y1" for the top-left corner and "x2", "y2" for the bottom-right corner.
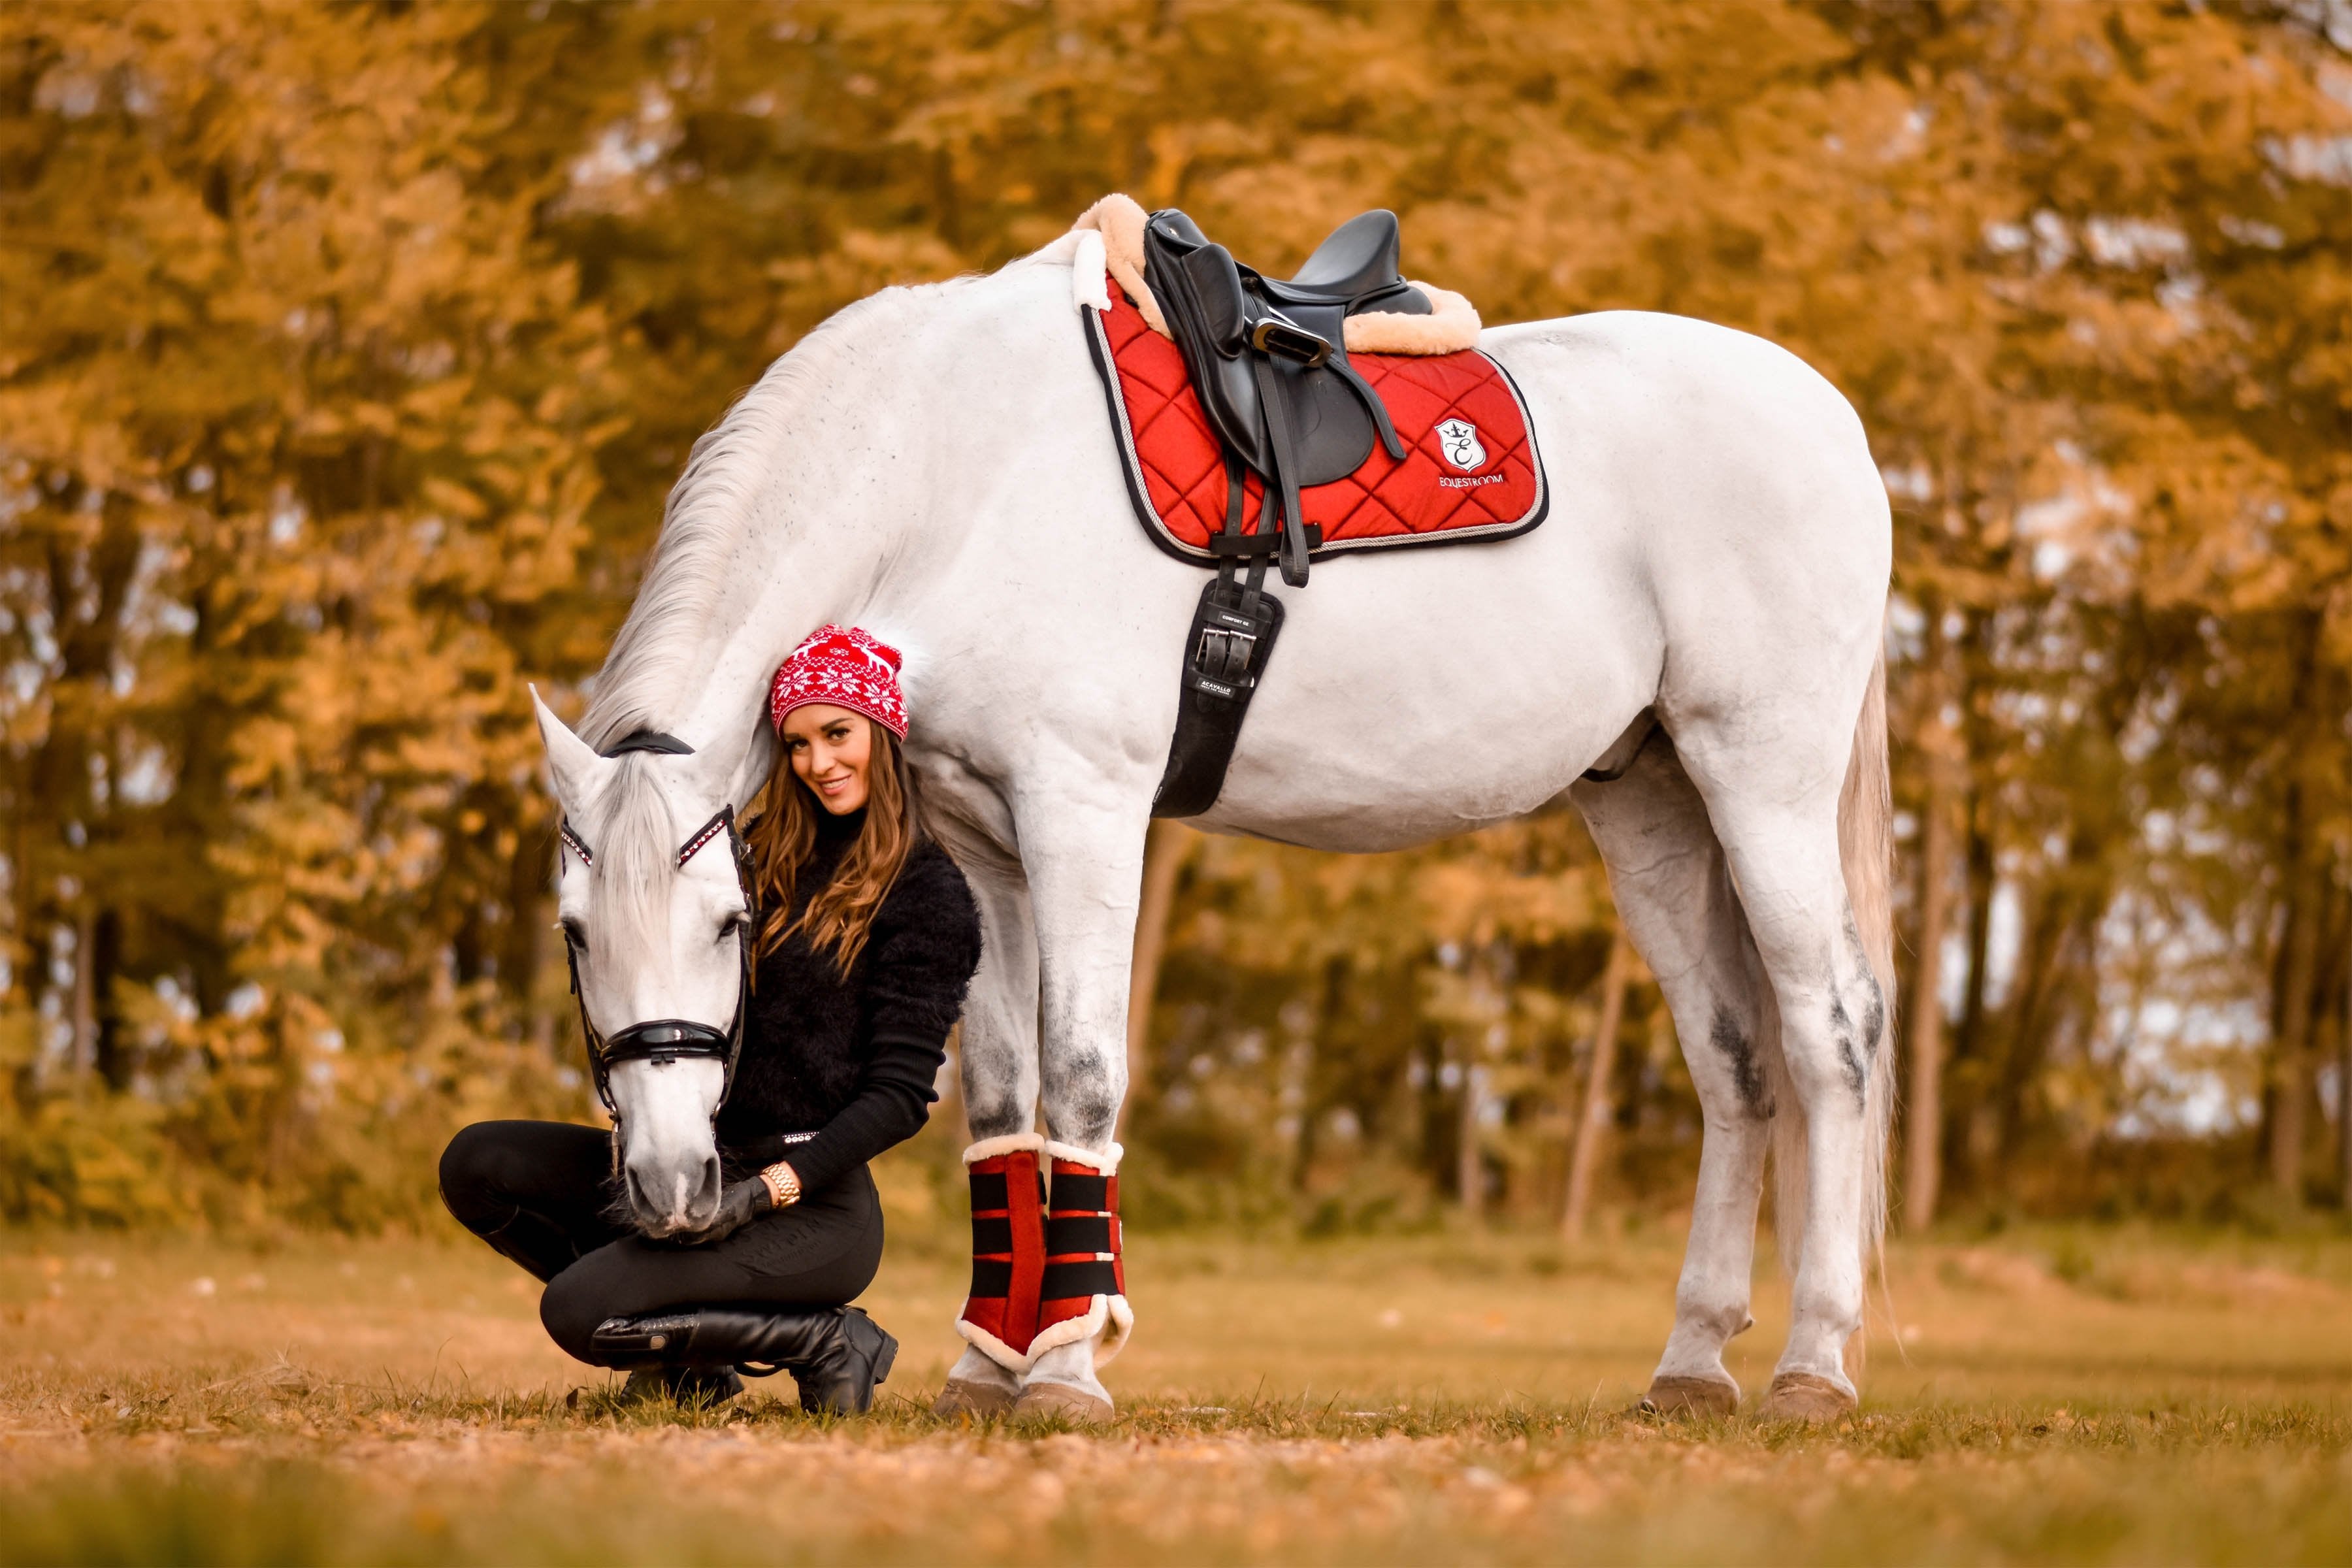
[{"x1": 768, "y1": 624, "x2": 908, "y2": 738}]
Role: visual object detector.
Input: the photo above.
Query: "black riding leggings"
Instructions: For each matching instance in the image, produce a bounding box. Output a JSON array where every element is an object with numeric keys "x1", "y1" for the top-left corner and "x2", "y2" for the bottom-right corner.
[{"x1": 438, "y1": 1120, "x2": 885, "y2": 1366}]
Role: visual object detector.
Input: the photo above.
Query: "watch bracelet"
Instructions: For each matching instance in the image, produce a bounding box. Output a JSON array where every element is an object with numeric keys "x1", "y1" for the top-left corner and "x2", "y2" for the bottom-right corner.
[{"x1": 760, "y1": 1160, "x2": 802, "y2": 1208}]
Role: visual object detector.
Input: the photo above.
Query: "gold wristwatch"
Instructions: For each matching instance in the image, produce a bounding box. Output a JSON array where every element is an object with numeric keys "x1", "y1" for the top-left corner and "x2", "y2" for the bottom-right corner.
[{"x1": 759, "y1": 1160, "x2": 803, "y2": 1209}]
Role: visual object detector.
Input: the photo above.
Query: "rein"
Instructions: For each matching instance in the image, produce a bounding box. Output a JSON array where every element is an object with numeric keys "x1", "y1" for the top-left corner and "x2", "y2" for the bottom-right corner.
[{"x1": 559, "y1": 730, "x2": 757, "y2": 1117}]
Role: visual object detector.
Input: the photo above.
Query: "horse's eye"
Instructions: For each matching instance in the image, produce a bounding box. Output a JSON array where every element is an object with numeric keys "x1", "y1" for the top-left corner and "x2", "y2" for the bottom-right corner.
[{"x1": 558, "y1": 917, "x2": 586, "y2": 949}]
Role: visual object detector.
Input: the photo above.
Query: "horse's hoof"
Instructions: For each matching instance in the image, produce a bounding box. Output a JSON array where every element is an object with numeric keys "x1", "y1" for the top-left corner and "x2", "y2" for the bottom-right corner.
[
  {"x1": 933, "y1": 1373, "x2": 1019, "y2": 1418},
  {"x1": 1757, "y1": 1371, "x2": 1855, "y2": 1422},
  {"x1": 1011, "y1": 1380, "x2": 1114, "y2": 1425},
  {"x1": 1639, "y1": 1374, "x2": 1740, "y2": 1418}
]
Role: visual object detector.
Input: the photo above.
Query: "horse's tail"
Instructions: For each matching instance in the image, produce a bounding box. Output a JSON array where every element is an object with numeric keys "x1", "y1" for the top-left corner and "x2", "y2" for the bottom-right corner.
[{"x1": 1769, "y1": 636, "x2": 1897, "y2": 1286}]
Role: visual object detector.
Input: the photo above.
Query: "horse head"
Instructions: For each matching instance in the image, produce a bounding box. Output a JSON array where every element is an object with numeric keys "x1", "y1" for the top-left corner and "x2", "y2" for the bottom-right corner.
[{"x1": 532, "y1": 689, "x2": 753, "y2": 1237}]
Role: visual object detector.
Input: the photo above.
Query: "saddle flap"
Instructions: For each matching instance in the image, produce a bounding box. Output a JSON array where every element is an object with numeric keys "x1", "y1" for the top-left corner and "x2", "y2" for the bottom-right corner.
[{"x1": 1144, "y1": 214, "x2": 1249, "y2": 357}]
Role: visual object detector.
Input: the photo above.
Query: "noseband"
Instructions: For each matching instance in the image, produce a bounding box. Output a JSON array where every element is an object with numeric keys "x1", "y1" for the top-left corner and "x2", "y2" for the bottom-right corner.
[{"x1": 558, "y1": 730, "x2": 756, "y2": 1117}]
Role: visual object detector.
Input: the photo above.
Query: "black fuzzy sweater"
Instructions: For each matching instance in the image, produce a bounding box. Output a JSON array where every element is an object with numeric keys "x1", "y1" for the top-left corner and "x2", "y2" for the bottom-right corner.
[{"x1": 715, "y1": 807, "x2": 981, "y2": 1196}]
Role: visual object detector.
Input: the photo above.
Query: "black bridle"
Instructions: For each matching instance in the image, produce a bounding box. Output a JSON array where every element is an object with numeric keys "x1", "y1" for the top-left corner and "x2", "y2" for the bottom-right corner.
[{"x1": 557, "y1": 730, "x2": 756, "y2": 1117}]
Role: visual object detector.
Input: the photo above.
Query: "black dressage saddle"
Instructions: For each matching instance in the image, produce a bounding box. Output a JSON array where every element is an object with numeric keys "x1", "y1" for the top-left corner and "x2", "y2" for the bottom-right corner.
[{"x1": 1143, "y1": 208, "x2": 1429, "y2": 589}]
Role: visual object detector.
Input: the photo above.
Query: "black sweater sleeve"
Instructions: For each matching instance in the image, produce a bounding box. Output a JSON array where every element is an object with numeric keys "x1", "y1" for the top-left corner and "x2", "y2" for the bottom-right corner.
[{"x1": 777, "y1": 849, "x2": 982, "y2": 1195}]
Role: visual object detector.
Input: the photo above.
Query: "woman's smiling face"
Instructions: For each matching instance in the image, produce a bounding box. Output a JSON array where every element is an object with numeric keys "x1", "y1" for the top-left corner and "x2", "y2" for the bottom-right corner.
[{"x1": 781, "y1": 703, "x2": 873, "y2": 813}]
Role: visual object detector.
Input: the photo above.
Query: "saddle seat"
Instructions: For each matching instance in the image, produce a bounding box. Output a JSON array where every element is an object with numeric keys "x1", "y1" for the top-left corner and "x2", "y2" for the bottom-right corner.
[
  {"x1": 1256, "y1": 209, "x2": 1431, "y2": 314},
  {"x1": 1143, "y1": 206, "x2": 1453, "y2": 587}
]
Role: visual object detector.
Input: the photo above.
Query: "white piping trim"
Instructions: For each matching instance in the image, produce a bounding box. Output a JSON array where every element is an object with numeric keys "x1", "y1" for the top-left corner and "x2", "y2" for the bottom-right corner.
[{"x1": 1043, "y1": 1139, "x2": 1122, "y2": 1177}]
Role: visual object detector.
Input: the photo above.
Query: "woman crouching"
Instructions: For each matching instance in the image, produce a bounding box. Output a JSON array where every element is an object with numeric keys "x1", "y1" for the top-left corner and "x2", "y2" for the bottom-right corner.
[{"x1": 438, "y1": 626, "x2": 981, "y2": 1411}]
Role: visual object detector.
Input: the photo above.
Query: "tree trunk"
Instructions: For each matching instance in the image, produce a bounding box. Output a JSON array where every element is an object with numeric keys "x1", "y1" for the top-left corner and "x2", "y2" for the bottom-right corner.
[
  {"x1": 1562, "y1": 928, "x2": 1633, "y2": 1239},
  {"x1": 90, "y1": 907, "x2": 125, "y2": 1089},
  {"x1": 1292, "y1": 955, "x2": 1350, "y2": 1192},
  {"x1": 2270, "y1": 808, "x2": 2325, "y2": 1201},
  {"x1": 1991, "y1": 879, "x2": 2070, "y2": 1159},
  {"x1": 1945, "y1": 629, "x2": 1996, "y2": 1194},
  {"x1": 1124, "y1": 820, "x2": 1192, "y2": 1103},
  {"x1": 1458, "y1": 1049, "x2": 1484, "y2": 1225},
  {"x1": 70, "y1": 904, "x2": 98, "y2": 1085},
  {"x1": 2341, "y1": 922, "x2": 2352, "y2": 1209},
  {"x1": 500, "y1": 819, "x2": 553, "y2": 1050},
  {"x1": 1904, "y1": 661, "x2": 1960, "y2": 1231}
]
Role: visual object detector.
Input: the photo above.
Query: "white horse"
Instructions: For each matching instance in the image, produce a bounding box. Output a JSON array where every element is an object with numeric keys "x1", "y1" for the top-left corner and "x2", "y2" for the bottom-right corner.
[{"x1": 532, "y1": 233, "x2": 1893, "y2": 1422}]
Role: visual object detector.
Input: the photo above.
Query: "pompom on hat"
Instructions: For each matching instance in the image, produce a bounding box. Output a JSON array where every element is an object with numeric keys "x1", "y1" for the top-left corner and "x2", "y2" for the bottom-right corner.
[{"x1": 768, "y1": 625, "x2": 908, "y2": 739}]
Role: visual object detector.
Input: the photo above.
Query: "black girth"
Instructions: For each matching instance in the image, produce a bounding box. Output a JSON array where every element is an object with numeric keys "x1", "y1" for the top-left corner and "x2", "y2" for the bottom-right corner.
[
  {"x1": 1140, "y1": 208, "x2": 1414, "y2": 819},
  {"x1": 1151, "y1": 454, "x2": 1300, "y2": 819},
  {"x1": 558, "y1": 730, "x2": 756, "y2": 1117}
]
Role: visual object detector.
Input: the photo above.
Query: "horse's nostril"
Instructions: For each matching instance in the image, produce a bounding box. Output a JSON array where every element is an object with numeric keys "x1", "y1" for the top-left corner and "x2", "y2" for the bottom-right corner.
[{"x1": 625, "y1": 1168, "x2": 672, "y2": 1232}]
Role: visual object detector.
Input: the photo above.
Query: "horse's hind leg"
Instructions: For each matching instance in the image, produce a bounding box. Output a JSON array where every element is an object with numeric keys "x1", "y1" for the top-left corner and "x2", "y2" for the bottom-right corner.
[
  {"x1": 1678, "y1": 689, "x2": 1892, "y2": 1421},
  {"x1": 1573, "y1": 738, "x2": 1776, "y2": 1416}
]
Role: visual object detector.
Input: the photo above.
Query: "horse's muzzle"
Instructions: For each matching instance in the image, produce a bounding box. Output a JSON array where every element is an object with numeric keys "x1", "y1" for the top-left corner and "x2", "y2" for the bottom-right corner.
[{"x1": 623, "y1": 1149, "x2": 725, "y2": 1237}]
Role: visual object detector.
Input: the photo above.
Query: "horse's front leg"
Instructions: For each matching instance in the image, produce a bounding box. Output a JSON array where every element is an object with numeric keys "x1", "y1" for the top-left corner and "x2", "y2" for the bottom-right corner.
[
  {"x1": 1007, "y1": 788, "x2": 1151, "y2": 1422},
  {"x1": 934, "y1": 849, "x2": 1044, "y2": 1418}
]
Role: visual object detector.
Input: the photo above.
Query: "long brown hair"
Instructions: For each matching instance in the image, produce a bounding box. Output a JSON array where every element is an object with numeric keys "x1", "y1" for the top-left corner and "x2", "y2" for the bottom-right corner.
[{"x1": 743, "y1": 718, "x2": 918, "y2": 973}]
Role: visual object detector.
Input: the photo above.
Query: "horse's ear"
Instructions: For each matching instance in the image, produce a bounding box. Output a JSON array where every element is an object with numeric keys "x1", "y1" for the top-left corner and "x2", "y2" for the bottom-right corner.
[{"x1": 531, "y1": 685, "x2": 608, "y2": 811}]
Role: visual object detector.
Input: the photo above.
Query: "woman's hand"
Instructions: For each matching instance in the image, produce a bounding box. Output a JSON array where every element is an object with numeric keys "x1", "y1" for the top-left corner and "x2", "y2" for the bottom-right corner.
[
  {"x1": 688, "y1": 1177, "x2": 774, "y2": 1245},
  {"x1": 684, "y1": 1160, "x2": 802, "y2": 1245}
]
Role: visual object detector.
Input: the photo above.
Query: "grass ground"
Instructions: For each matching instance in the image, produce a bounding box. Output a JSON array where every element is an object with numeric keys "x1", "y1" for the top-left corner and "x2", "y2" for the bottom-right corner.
[{"x1": 4, "y1": 1215, "x2": 2351, "y2": 1565}]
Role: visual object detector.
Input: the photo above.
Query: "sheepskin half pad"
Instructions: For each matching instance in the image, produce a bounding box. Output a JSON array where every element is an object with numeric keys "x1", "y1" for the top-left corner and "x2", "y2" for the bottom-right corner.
[{"x1": 1083, "y1": 282, "x2": 1547, "y2": 563}]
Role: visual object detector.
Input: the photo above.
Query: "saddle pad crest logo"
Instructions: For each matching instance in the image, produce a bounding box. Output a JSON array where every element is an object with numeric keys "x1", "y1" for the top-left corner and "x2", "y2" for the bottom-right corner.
[{"x1": 1435, "y1": 417, "x2": 1488, "y2": 472}]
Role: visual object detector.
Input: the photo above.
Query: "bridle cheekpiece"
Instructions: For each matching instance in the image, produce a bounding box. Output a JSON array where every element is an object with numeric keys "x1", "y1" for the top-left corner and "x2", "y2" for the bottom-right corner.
[{"x1": 557, "y1": 730, "x2": 757, "y2": 1117}]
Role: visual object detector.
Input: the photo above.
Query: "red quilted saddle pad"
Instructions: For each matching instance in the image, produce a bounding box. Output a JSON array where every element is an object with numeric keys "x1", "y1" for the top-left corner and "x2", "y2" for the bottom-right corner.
[{"x1": 1083, "y1": 284, "x2": 1546, "y2": 563}]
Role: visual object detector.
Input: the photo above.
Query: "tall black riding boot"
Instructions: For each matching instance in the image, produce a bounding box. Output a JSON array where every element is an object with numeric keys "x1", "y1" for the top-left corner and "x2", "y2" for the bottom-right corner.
[{"x1": 591, "y1": 1305, "x2": 898, "y2": 1415}]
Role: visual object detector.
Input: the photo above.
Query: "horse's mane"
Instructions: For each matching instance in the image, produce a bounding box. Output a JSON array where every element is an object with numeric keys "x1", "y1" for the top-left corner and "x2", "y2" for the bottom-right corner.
[
  {"x1": 568, "y1": 269, "x2": 1000, "y2": 898},
  {"x1": 579, "y1": 273, "x2": 991, "y2": 753}
]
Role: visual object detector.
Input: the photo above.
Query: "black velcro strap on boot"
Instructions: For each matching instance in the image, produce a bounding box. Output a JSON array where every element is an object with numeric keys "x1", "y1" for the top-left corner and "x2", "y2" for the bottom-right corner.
[
  {"x1": 971, "y1": 1215, "x2": 1014, "y2": 1254},
  {"x1": 968, "y1": 1169, "x2": 1009, "y2": 1210},
  {"x1": 969, "y1": 1256, "x2": 1013, "y2": 1297},
  {"x1": 1038, "y1": 1260, "x2": 1120, "y2": 1299},
  {"x1": 1050, "y1": 1172, "x2": 1111, "y2": 1212},
  {"x1": 1045, "y1": 1213, "x2": 1114, "y2": 1254}
]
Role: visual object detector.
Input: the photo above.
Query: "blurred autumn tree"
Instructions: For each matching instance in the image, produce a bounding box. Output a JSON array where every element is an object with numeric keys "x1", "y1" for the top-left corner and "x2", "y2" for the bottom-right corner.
[{"x1": 1, "y1": 0, "x2": 2349, "y2": 1232}]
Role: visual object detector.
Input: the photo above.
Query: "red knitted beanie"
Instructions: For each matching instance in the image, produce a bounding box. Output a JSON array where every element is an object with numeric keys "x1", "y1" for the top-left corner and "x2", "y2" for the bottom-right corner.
[{"x1": 768, "y1": 625, "x2": 907, "y2": 739}]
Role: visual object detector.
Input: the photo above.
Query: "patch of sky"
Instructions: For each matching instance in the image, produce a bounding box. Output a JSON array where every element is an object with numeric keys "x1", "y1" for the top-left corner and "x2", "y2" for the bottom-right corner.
[
  {"x1": 1884, "y1": 593, "x2": 1925, "y2": 664},
  {"x1": 1881, "y1": 462, "x2": 1933, "y2": 505},
  {"x1": 268, "y1": 483, "x2": 306, "y2": 546},
  {"x1": 117, "y1": 737, "x2": 174, "y2": 807},
  {"x1": 2218, "y1": 215, "x2": 2286, "y2": 250},
  {"x1": 33, "y1": 63, "x2": 101, "y2": 120},
  {"x1": 566, "y1": 86, "x2": 679, "y2": 201},
  {"x1": 2082, "y1": 217, "x2": 2188, "y2": 269},
  {"x1": 2266, "y1": 131, "x2": 2352, "y2": 185}
]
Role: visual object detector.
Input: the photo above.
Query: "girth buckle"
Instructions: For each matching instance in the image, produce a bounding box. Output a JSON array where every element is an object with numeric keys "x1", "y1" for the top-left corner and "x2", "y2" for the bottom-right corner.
[{"x1": 1195, "y1": 625, "x2": 1256, "y2": 683}]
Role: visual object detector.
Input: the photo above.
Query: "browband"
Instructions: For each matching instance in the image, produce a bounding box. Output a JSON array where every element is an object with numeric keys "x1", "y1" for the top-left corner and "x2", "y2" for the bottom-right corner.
[{"x1": 602, "y1": 730, "x2": 695, "y2": 757}]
